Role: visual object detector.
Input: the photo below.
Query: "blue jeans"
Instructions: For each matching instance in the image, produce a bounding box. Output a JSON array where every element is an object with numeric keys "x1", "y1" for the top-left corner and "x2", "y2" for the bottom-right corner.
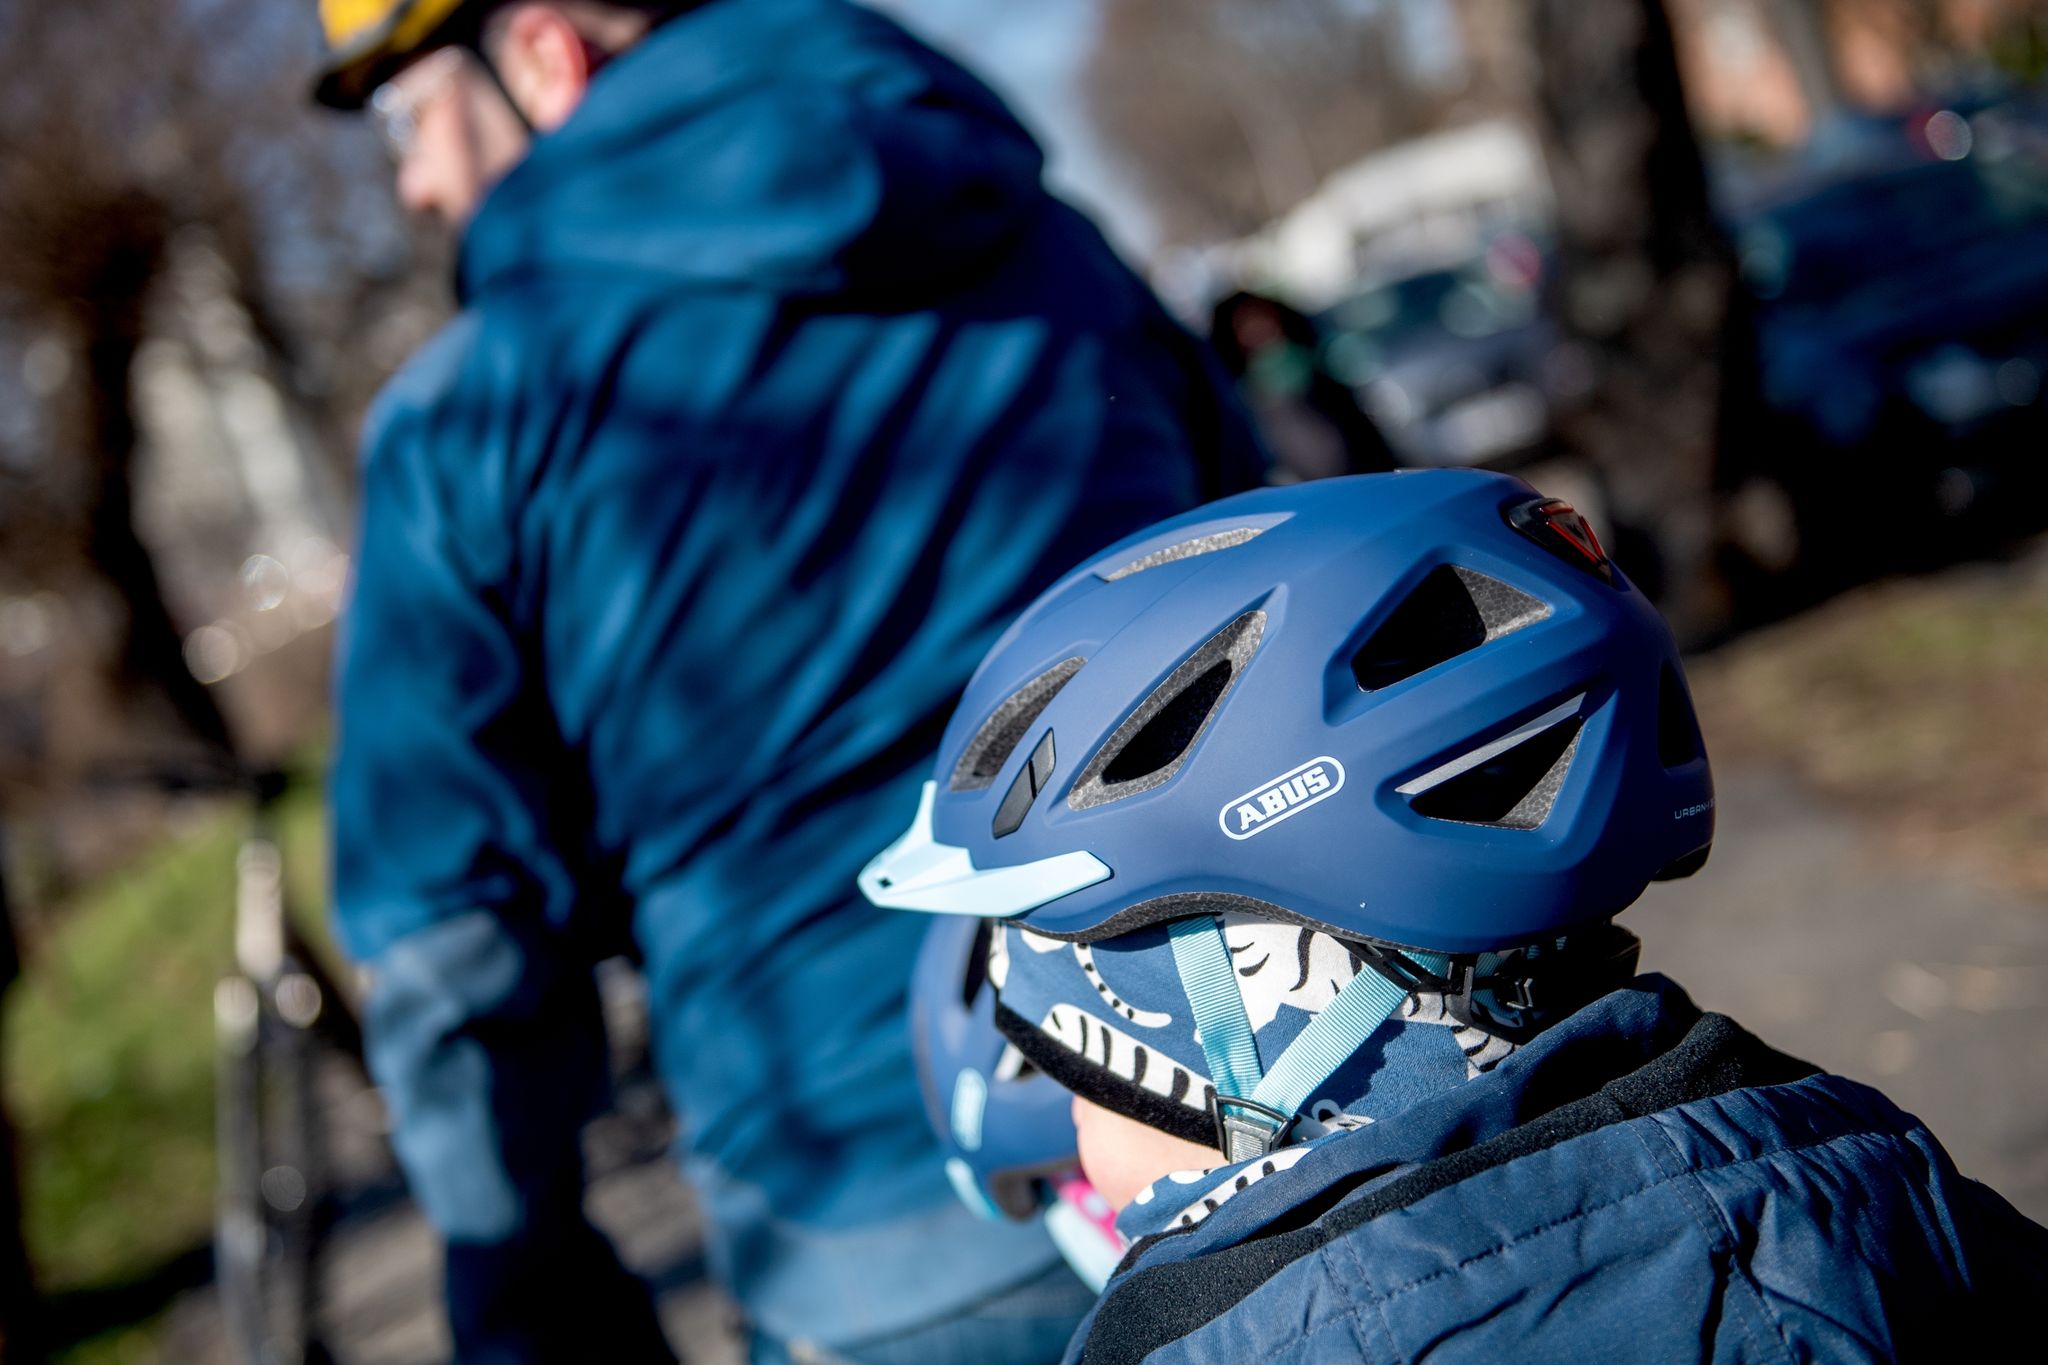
[{"x1": 749, "y1": 1259, "x2": 1097, "y2": 1365}]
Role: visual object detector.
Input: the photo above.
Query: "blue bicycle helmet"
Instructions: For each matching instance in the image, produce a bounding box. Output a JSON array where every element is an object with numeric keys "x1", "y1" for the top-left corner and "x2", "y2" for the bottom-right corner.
[
  {"x1": 910, "y1": 915, "x2": 1132, "y2": 1287},
  {"x1": 910, "y1": 915, "x2": 1078, "y2": 1221},
  {"x1": 863, "y1": 470, "x2": 1711, "y2": 1161}
]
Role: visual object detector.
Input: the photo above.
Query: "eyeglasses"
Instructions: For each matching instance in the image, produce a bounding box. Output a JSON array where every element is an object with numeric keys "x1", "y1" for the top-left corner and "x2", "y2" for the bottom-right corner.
[{"x1": 368, "y1": 46, "x2": 467, "y2": 160}]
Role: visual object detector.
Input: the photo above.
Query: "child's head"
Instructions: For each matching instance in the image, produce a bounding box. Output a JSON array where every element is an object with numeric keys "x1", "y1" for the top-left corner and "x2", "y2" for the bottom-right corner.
[{"x1": 868, "y1": 470, "x2": 1712, "y2": 1207}]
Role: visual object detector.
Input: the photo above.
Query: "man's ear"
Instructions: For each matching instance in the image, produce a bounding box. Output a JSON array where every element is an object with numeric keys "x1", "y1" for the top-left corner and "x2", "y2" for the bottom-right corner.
[{"x1": 493, "y1": 4, "x2": 592, "y2": 133}]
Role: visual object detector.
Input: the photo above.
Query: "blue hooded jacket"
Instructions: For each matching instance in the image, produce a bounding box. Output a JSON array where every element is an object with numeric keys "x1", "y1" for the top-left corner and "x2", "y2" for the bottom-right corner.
[
  {"x1": 1066, "y1": 978, "x2": 2048, "y2": 1364},
  {"x1": 330, "y1": 0, "x2": 1262, "y2": 1352}
]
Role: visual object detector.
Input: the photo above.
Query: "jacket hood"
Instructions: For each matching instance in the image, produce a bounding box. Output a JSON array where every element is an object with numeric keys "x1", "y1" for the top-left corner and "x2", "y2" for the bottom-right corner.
[{"x1": 459, "y1": 0, "x2": 1047, "y2": 301}]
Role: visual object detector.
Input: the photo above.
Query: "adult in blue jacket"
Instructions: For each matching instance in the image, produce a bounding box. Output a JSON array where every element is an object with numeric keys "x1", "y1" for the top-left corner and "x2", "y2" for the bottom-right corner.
[
  {"x1": 862, "y1": 471, "x2": 2048, "y2": 1363},
  {"x1": 315, "y1": 1, "x2": 1264, "y2": 1360}
]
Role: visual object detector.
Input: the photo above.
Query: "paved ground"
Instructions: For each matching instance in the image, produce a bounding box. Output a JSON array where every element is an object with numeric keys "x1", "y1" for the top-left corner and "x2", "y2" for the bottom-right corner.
[
  {"x1": 160, "y1": 1126, "x2": 746, "y2": 1365},
  {"x1": 159, "y1": 761, "x2": 2048, "y2": 1362},
  {"x1": 1634, "y1": 767, "x2": 2048, "y2": 1223},
  {"x1": 156, "y1": 996, "x2": 749, "y2": 1365}
]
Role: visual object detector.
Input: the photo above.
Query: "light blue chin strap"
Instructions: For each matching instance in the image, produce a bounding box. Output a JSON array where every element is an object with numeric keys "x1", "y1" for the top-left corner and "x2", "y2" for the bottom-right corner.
[{"x1": 1168, "y1": 916, "x2": 1437, "y2": 1163}]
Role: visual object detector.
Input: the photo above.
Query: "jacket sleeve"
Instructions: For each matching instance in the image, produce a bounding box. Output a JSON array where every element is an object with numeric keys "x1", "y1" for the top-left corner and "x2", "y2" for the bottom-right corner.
[{"x1": 330, "y1": 352, "x2": 671, "y2": 1362}]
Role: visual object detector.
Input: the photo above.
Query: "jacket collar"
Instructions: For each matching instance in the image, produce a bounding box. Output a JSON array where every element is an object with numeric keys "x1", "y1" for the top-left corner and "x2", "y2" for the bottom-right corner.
[{"x1": 1113, "y1": 975, "x2": 1705, "y2": 1251}]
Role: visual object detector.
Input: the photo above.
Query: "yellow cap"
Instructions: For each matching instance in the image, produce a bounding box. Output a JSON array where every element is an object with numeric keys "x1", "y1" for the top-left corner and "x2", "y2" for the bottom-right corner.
[{"x1": 313, "y1": 0, "x2": 476, "y2": 109}]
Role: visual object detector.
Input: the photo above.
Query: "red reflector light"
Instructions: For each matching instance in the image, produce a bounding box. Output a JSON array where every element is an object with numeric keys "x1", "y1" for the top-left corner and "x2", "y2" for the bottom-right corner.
[{"x1": 1506, "y1": 497, "x2": 1614, "y2": 584}]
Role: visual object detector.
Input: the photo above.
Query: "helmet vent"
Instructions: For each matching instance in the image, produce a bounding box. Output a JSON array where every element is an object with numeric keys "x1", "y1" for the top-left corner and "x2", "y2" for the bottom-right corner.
[
  {"x1": 1100, "y1": 528, "x2": 1266, "y2": 582},
  {"x1": 1102, "y1": 662, "x2": 1229, "y2": 784},
  {"x1": 1070, "y1": 611, "x2": 1266, "y2": 809},
  {"x1": 1657, "y1": 664, "x2": 1705, "y2": 768},
  {"x1": 961, "y1": 918, "x2": 994, "y2": 1007},
  {"x1": 1402, "y1": 700, "x2": 1584, "y2": 829},
  {"x1": 1352, "y1": 567, "x2": 1550, "y2": 692},
  {"x1": 951, "y1": 657, "x2": 1085, "y2": 792}
]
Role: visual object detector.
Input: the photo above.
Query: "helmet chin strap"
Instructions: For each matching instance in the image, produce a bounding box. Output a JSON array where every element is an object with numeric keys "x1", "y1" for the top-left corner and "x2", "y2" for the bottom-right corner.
[
  {"x1": 1169, "y1": 917, "x2": 1414, "y2": 1163},
  {"x1": 1171, "y1": 917, "x2": 1646, "y2": 1162}
]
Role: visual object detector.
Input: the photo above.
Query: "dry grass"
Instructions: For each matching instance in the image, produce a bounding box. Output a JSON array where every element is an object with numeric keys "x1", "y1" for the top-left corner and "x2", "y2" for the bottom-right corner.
[{"x1": 1690, "y1": 538, "x2": 2048, "y2": 898}]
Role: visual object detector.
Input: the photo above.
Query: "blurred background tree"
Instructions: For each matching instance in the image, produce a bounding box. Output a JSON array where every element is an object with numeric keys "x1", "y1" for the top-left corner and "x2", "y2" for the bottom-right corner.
[
  {"x1": 0, "y1": 0, "x2": 446, "y2": 880},
  {"x1": 1084, "y1": 0, "x2": 1477, "y2": 242},
  {"x1": 0, "y1": 0, "x2": 445, "y2": 1353},
  {"x1": 1525, "y1": 0, "x2": 1740, "y2": 635},
  {"x1": 0, "y1": 0, "x2": 232, "y2": 786}
]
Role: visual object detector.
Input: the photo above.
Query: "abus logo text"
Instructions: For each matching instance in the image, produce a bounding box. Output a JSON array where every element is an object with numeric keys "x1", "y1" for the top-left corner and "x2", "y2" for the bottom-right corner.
[{"x1": 1220, "y1": 758, "x2": 1346, "y2": 840}]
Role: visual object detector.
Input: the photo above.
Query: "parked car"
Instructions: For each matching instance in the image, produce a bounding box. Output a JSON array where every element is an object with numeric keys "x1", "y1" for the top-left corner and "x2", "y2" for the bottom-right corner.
[
  {"x1": 1314, "y1": 233, "x2": 1564, "y2": 472},
  {"x1": 1725, "y1": 94, "x2": 2048, "y2": 576}
]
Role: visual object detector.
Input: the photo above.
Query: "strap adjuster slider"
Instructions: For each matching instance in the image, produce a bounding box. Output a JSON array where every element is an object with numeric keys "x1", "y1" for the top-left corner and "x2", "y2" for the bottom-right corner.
[{"x1": 1213, "y1": 1093, "x2": 1295, "y2": 1163}]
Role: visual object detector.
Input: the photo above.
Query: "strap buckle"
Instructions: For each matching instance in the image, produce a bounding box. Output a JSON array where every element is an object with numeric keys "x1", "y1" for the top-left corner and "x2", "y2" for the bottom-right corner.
[
  {"x1": 1356, "y1": 942, "x2": 1444, "y2": 995},
  {"x1": 1481, "y1": 928, "x2": 1645, "y2": 1018},
  {"x1": 1214, "y1": 1093, "x2": 1295, "y2": 1163}
]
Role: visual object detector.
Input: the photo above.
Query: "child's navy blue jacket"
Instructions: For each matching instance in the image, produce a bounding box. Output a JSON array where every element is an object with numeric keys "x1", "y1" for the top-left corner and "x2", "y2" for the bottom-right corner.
[
  {"x1": 1074, "y1": 978, "x2": 2047, "y2": 1363},
  {"x1": 329, "y1": 0, "x2": 1261, "y2": 1352}
]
